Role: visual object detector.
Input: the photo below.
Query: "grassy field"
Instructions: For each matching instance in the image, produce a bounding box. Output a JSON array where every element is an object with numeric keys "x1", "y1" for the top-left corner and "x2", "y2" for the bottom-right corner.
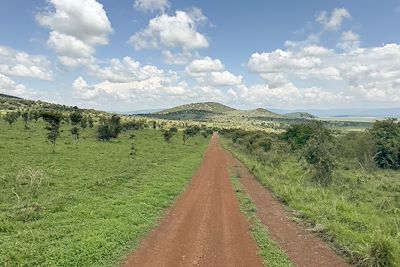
[
  {"x1": 222, "y1": 138, "x2": 400, "y2": 267},
  {"x1": 0, "y1": 120, "x2": 209, "y2": 266}
]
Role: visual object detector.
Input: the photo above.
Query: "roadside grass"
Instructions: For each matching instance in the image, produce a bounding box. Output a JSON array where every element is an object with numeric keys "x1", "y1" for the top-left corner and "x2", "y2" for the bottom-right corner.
[
  {"x1": 229, "y1": 170, "x2": 293, "y2": 267},
  {"x1": 0, "y1": 120, "x2": 209, "y2": 266},
  {"x1": 222, "y1": 138, "x2": 400, "y2": 267}
]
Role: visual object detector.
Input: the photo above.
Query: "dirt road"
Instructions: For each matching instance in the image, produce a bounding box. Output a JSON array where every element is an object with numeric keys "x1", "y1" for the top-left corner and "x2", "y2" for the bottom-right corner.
[
  {"x1": 227, "y1": 152, "x2": 350, "y2": 267},
  {"x1": 124, "y1": 134, "x2": 263, "y2": 267}
]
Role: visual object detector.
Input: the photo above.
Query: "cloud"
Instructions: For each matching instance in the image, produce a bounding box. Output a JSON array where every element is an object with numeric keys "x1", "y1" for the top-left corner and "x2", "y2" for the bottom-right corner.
[
  {"x1": 88, "y1": 56, "x2": 165, "y2": 83},
  {"x1": 316, "y1": 8, "x2": 351, "y2": 31},
  {"x1": 0, "y1": 74, "x2": 29, "y2": 97},
  {"x1": 209, "y1": 71, "x2": 243, "y2": 86},
  {"x1": 128, "y1": 9, "x2": 208, "y2": 51},
  {"x1": 0, "y1": 46, "x2": 53, "y2": 80},
  {"x1": 162, "y1": 50, "x2": 193, "y2": 65},
  {"x1": 337, "y1": 30, "x2": 360, "y2": 51},
  {"x1": 134, "y1": 0, "x2": 169, "y2": 13},
  {"x1": 247, "y1": 43, "x2": 400, "y2": 106},
  {"x1": 186, "y1": 57, "x2": 224, "y2": 74},
  {"x1": 36, "y1": 0, "x2": 112, "y2": 67}
]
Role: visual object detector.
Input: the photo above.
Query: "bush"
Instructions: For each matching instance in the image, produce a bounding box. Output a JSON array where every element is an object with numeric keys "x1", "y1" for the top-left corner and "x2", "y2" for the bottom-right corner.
[
  {"x1": 300, "y1": 122, "x2": 335, "y2": 186},
  {"x1": 97, "y1": 115, "x2": 122, "y2": 141},
  {"x1": 369, "y1": 118, "x2": 400, "y2": 169}
]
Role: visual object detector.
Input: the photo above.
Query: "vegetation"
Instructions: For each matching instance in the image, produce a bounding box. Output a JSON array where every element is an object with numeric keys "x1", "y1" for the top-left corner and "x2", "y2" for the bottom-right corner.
[
  {"x1": 0, "y1": 118, "x2": 209, "y2": 266},
  {"x1": 221, "y1": 119, "x2": 400, "y2": 266}
]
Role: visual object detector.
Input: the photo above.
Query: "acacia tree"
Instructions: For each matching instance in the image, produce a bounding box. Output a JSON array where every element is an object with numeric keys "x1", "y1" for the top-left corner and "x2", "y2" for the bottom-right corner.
[
  {"x1": 69, "y1": 110, "x2": 82, "y2": 147},
  {"x1": 41, "y1": 111, "x2": 62, "y2": 152},
  {"x1": 162, "y1": 128, "x2": 175, "y2": 143}
]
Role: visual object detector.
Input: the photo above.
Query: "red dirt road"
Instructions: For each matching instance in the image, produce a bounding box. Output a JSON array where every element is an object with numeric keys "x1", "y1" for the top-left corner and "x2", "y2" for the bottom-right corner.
[
  {"x1": 227, "y1": 153, "x2": 350, "y2": 267},
  {"x1": 124, "y1": 134, "x2": 263, "y2": 267}
]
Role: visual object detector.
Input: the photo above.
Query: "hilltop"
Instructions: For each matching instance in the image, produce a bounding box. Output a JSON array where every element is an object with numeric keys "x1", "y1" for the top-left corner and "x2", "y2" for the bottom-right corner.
[
  {"x1": 156, "y1": 102, "x2": 235, "y2": 114},
  {"x1": 285, "y1": 112, "x2": 316, "y2": 119}
]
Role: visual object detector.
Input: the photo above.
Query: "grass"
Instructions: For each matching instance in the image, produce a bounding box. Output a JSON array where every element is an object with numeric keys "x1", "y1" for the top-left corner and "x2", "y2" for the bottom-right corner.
[
  {"x1": 0, "y1": 120, "x2": 209, "y2": 266},
  {"x1": 222, "y1": 137, "x2": 400, "y2": 267},
  {"x1": 229, "y1": 171, "x2": 293, "y2": 267}
]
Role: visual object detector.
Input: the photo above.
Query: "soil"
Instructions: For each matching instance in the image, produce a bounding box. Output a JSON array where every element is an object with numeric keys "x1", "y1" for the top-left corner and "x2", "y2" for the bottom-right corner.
[{"x1": 123, "y1": 134, "x2": 263, "y2": 267}]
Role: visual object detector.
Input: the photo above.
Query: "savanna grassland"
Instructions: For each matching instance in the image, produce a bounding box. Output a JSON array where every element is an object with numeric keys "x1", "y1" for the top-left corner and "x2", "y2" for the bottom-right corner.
[
  {"x1": 221, "y1": 122, "x2": 400, "y2": 267},
  {"x1": 0, "y1": 117, "x2": 209, "y2": 266}
]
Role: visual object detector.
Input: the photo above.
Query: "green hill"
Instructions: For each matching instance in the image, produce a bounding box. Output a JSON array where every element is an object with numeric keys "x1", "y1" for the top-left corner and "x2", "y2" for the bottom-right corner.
[{"x1": 157, "y1": 102, "x2": 236, "y2": 115}]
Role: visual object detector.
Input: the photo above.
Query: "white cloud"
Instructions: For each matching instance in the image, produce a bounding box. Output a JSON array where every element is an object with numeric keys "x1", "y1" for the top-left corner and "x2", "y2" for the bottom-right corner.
[
  {"x1": 247, "y1": 43, "x2": 400, "y2": 106},
  {"x1": 162, "y1": 50, "x2": 193, "y2": 65},
  {"x1": 128, "y1": 9, "x2": 208, "y2": 51},
  {"x1": 337, "y1": 30, "x2": 360, "y2": 51},
  {"x1": 0, "y1": 74, "x2": 29, "y2": 97},
  {"x1": 134, "y1": 0, "x2": 169, "y2": 13},
  {"x1": 209, "y1": 71, "x2": 243, "y2": 86},
  {"x1": 36, "y1": 0, "x2": 112, "y2": 67},
  {"x1": 186, "y1": 57, "x2": 224, "y2": 74},
  {"x1": 88, "y1": 56, "x2": 165, "y2": 83},
  {"x1": 0, "y1": 46, "x2": 53, "y2": 80},
  {"x1": 316, "y1": 8, "x2": 351, "y2": 31}
]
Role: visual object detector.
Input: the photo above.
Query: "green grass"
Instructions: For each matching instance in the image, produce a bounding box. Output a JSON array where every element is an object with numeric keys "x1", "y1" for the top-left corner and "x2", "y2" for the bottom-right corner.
[
  {"x1": 0, "y1": 120, "x2": 209, "y2": 266},
  {"x1": 229, "y1": 172, "x2": 293, "y2": 267},
  {"x1": 222, "y1": 138, "x2": 400, "y2": 267}
]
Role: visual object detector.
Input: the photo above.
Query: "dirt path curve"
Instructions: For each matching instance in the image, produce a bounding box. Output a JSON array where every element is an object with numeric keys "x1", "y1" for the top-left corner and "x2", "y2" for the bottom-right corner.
[
  {"x1": 124, "y1": 134, "x2": 263, "y2": 267},
  {"x1": 226, "y1": 152, "x2": 350, "y2": 267}
]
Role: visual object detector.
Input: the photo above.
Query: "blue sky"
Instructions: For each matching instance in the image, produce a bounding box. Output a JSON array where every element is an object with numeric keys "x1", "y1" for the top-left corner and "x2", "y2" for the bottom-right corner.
[{"x1": 1, "y1": 0, "x2": 400, "y2": 111}]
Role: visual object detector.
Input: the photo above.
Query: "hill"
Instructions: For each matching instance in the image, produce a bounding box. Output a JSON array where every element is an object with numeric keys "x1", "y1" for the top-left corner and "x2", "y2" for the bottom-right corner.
[
  {"x1": 157, "y1": 102, "x2": 235, "y2": 114},
  {"x1": 0, "y1": 93, "x2": 22, "y2": 99},
  {"x1": 285, "y1": 112, "x2": 316, "y2": 119}
]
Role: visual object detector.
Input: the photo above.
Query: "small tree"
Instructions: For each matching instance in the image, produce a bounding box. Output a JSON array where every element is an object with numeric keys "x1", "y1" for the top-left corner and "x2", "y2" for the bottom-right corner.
[
  {"x1": 21, "y1": 110, "x2": 29, "y2": 129},
  {"x1": 29, "y1": 110, "x2": 41, "y2": 123},
  {"x1": 301, "y1": 123, "x2": 335, "y2": 186},
  {"x1": 88, "y1": 116, "x2": 94, "y2": 128},
  {"x1": 109, "y1": 115, "x2": 122, "y2": 138},
  {"x1": 41, "y1": 111, "x2": 62, "y2": 152},
  {"x1": 152, "y1": 121, "x2": 157, "y2": 130},
  {"x1": 162, "y1": 129, "x2": 174, "y2": 143},
  {"x1": 80, "y1": 117, "x2": 87, "y2": 129},
  {"x1": 4, "y1": 112, "x2": 18, "y2": 126},
  {"x1": 70, "y1": 126, "x2": 79, "y2": 148},
  {"x1": 369, "y1": 118, "x2": 400, "y2": 169},
  {"x1": 69, "y1": 110, "x2": 82, "y2": 125}
]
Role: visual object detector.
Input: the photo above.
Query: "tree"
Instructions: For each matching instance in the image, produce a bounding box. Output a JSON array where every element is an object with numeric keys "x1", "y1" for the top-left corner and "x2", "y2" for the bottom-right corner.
[
  {"x1": 301, "y1": 123, "x2": 335, "y2": 186},
  {"x1": 162, "y1": 128, "x2": 175, "y2": 143},
  {"x1": 80, "y1": 117, "x2": 87, "y2": 129},
  {"x1": 4, "y1": 112, "x2": 18, "y2": 126},
  {"x1": 369, "y1": 118, "x2": 400, "y2": 169},
  {"x1": 96, "y1": 115, "x2": 121, "y2": 141},
  {"x1": 41, "y1": 111, "x2": 62, "y2": 152},
  {"x1": 21, "y1": 110, "x2": 29, "y2": 129},
  {"x1": 152, "y1": 121, "x2": 157, "y2": 130},
  {"x1": 88, "y1": 116, "x2": 94, "y2": 128},
  {"x1": 69, "y1": 110, "x2": 82, "y2": 125},
  {"x1": 29, "y1": 110, "x2": 41, "y2": 123},
  {"x1": 70, "y1": 126, "x2": 79, "y2": 148}
]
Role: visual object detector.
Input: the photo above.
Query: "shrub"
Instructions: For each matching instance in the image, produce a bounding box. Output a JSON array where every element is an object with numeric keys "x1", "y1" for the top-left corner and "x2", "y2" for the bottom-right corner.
[
  {"x1": 3, "y1": 112, "x2": 18, "y2": 126},
  {"x1": 369, "y1": 237, "x2": 395, "y2": 267},
  {"x1": 369, "y1": 118, "x2": 400, "y2": 169},
  {"x1": 40, "y1": 111, "x2": 62, "y2": 151}
]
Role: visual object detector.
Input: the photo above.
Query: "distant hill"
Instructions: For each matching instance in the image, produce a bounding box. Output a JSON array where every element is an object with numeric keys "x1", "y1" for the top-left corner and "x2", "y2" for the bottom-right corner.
[
  {"x1": 157, "y1": 102, "x2": 235, "y2": 115},
  {"x1": 285, "y1": 112, "x2": 316, "y2": 119},
  {"x1": 0, "y1": 93, "x2": 22, "y2": 99}
]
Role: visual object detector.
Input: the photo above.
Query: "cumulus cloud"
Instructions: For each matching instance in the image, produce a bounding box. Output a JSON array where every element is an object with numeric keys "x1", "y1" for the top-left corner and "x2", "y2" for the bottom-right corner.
[
  {"x1": 128, "y1": 9, "x2": 208, "y2": 51},
  {"x1": 0, "y1": 46, "x2": 53, "y2": 80},
  {"x1": 316, "y1": 8, "x2": 351, "y2": 31},
  {"x1": 36, "y1": 0, "x2": 112, "y2": 67},
  {"x1": 247, "y1": 43, "x2": 400, "y2": 106},
  {"x1": 209, "y1": 71, "x2": 243, "y2": 86},
  {"x1": 162, "y1": 50, "x2": 193, "y2": 65},
  {"x1": 134, "y1": 0, "x2": 169, "y2": 13},
  {"x1": 186, "y1": 57, "x2": 224, "y2": 74}
]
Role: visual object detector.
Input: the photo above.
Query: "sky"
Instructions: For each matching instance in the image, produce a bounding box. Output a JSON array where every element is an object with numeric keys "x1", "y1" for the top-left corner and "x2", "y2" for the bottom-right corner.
[{"x1": 1, "y1": 0, "x2": 400, "y2": 111}]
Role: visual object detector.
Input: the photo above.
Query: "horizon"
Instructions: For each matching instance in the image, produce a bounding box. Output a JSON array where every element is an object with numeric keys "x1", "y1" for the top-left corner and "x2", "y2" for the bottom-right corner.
[{"x1": 1, "y1": 0, "x2": 400, "y2": 111}]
